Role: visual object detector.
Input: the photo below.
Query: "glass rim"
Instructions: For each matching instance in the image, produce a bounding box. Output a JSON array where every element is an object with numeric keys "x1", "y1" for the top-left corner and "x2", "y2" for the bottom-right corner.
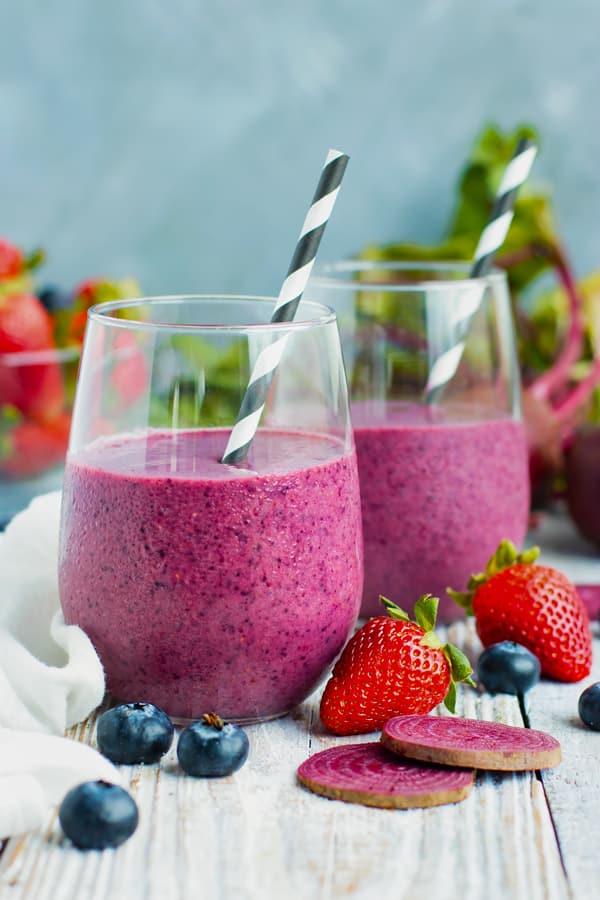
[
  {"x1": 87, "y1": 294, "x2": 338, "y2": 333},
  {"x1": 0, "y1": 344, "x2": 81, "y2": 365},
  {"x1": 310, "y1": 259, "x2": 507, "y2": 292}
]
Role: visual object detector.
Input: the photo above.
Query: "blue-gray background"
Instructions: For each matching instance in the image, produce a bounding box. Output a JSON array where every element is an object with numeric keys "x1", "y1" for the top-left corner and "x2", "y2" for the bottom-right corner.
[{"x1": 1, "y1": 0, "x2": 598, "y2": 294}]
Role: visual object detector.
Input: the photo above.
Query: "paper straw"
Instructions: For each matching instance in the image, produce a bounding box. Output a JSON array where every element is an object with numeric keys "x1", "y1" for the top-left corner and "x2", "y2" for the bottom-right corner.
[
  {"x1": 221, "y1": 148, "x2": 349, "y2": 464},
  {"x1": 425, "y1": 138, "x2": 537, "y2": 398}
]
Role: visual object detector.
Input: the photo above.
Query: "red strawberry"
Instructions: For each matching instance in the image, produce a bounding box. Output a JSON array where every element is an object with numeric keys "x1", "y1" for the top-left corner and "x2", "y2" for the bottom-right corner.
[
  {"x1": 110, "y1": 330, "x2": 147, "y2": 406},
  {"x1": 66, "y1": 277, "x2": 140, "y2": 345},
  {"x1": 0, "y1": 292, "x2": 54, "y2": 353},
  {"x1": 319, "y1": 596, "x2": 474, "y2": 736},
  {"x1": 0, "y1": 239, "x2": 24, "y2": 281},
  {"x1": 75, "y1": 278, "x2": 103, "y2": 304},
  {"x1": 0, "y1": 413, "x2": 70, "y2": 478},
  {"x1": 0, "y1": 293, "x2": 65, "y2": 420},
  {"x1": 449, "y1": 540, "x2": 592, "y2": 683}
]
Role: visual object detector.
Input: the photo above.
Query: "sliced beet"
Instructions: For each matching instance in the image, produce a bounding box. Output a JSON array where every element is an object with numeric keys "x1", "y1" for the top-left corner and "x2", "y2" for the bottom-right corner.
[
  {"x1": 381, "y1": 715, "x2": 561, "y2": 771},
  {"x1": 297, "y1": 742, "x2": 474, "y2": 809}
]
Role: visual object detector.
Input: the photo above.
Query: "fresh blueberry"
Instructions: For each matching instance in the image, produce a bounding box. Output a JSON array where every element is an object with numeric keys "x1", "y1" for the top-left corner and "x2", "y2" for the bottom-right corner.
[
  {"x1": 578, "y1": 683, "x2": 600, "y2": 730},
  {"x1": 177, "y1": 713, "x2": 249, "y2": 777},
  {"x1": 37, "y1": 285, "x2": 74, "y2": 312},
  {"x1": 96, "y1": 702, "x2": 174, "y2": 764},
  {"x1": 477, "y1": 641, "x2": 541, "y2": 695},
  {"x1": 59, "y1": 781, "x2": 138, "y2": 850}
]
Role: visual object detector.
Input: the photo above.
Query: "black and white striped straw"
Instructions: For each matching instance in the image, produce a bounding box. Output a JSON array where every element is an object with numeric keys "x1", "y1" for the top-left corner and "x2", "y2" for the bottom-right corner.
[
  {"x1": 221, "y1": 148, "x2": 349, "y2": 464},
  {"x1": 425, "y1": 138, "x2": 537, "y2": 398}
]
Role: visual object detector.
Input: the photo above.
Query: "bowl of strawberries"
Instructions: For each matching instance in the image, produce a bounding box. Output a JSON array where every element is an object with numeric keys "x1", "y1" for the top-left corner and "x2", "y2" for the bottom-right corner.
[{"x1": 0, "y1": 237, "x2": 140, "y2": 525}]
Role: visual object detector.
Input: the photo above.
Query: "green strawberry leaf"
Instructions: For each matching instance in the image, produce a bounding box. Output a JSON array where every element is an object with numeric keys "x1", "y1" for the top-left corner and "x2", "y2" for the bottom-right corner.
[
  {"x1": 24, "y1": 247, "x2": 45, "y2": 272},
  {"x1": 380, "y1": 596, "x2": 410, "y2": 622},
  {"x1": 440, "y1": 643, "x2": 475, "y2": 714},
  {"x1": 485, "y1": 539, "x2": 518, "y2": 577},
  {"x1": 519, "y1": 547, "x2": 541, "y2": 564},
  {"x1": 413, "y1": 594, "x2": 438, "y2": 632},
  {"x1": 443, "y1": 644, "x2": 476, "y2": 686},
  {"x1": 446, "y1": 588, "x2": 474, "y2": 615},
  {"x1": 444, "y1": 681, "x2": 457, "y2": 714}
]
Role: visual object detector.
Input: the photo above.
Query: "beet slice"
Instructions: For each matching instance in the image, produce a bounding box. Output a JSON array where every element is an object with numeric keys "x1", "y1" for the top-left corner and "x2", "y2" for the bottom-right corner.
[
  {"x1": 297, "y1": 742, "x2": 474, "y2": 809},
  {"x1": 381, "y1": 715, "x2": 561, "y2": 771}
]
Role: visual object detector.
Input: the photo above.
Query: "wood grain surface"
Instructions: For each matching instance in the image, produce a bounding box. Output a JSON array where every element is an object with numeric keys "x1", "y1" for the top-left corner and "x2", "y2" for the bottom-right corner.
[{"x1": 0, "y1": 512, "x2": 597, "y2": 900}]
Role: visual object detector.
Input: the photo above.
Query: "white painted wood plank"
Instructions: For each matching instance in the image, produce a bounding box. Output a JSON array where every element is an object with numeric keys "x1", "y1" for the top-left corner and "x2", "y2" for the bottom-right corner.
[
  {"x1": 525, "y1": 617, "x2": 600, "y2": 900},
  {"x1": 0, "y1": 621, "x2": 571, "y2": 900}
]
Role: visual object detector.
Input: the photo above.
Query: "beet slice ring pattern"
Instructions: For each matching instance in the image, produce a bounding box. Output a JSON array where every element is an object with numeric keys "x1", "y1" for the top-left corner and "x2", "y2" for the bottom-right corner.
[
  {"x1": 297, "y1": 742, "x2": 474, "y2": 809},
  {"x1": 381, "y1": 715, "x2": 561, "y2": 771}
]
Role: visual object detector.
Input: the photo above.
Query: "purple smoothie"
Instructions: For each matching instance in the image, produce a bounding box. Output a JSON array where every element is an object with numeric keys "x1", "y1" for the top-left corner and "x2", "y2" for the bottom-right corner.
[
  {"x1": 59, "y1": 428, "x2": 363, "y2": 721},
  {"x1": 352, "y1": 403, "x2": 530, "y2": 621}
]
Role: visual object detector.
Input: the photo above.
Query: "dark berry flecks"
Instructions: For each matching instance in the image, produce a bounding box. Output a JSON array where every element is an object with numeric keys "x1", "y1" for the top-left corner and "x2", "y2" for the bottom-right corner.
[{"x1": 59, "y1": 429, "x2": 362, "y2": 720}]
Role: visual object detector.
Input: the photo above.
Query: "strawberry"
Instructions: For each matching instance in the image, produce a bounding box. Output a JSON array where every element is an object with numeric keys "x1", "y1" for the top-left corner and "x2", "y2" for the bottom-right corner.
[
  {"x1": 0, "y1": 292, "x2": 54, "y2": 353},
  {"x1": 0, "y1": 239, "x2": 24, "y2": 281},
  {"x1": 0, "y1": 412, "x2": 70, "y2": 478},
  {"x1": 449, "y1": 540, "x2": 592, "y2": 683},
  {"x1": 0, "y1": 293, "x2": 65, "y2": 420},
  {"x1": 65, "y1": 276, "x2": 141, "y2": 345},
  {"x1": 110, "y1": 330, "x2": 147, "y2": 407},
  {"x1": 319, "y1": 595, "x2": 474, "y2": 736}
]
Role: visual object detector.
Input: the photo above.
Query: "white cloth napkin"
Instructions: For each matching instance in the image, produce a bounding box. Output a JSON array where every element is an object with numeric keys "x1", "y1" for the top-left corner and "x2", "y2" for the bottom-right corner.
[{"x1": 0, "y1": 492, "x2": 120, "y2": 838}]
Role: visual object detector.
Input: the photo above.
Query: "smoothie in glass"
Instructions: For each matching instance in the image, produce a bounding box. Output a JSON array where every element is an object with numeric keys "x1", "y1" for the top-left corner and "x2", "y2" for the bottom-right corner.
[
  {"x1": 59, "y1": 427, "x2": 363, "y2": 721},
  {"x1": 308, "y1": 262, "x2": 530, "y2": 622},
  {"x1": 353, "y1": 402, "x2": 529, "y2": 620}
]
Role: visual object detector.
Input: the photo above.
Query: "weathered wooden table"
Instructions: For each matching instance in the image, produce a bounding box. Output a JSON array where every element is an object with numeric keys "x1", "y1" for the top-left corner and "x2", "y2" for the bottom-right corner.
[{"x1": 1, "y1": 511, "x2": 598, "y2": 900}]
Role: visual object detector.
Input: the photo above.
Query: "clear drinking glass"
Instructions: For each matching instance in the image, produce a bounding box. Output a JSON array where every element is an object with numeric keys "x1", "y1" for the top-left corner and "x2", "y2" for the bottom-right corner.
[
  {"x1": 58, "y1": 296, "x2": 363, "y2": 723},
  {"x1": 307, "y1": 261, "x2": 530, "y2": 622},
  {"x1": 0, "y1": 345, "x2": 80, "y2": 525}
]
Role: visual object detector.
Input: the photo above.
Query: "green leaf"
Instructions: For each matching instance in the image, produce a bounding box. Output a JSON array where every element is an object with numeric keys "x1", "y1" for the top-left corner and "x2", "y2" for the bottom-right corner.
[
  {"x1": 380, "y1": 596, "x2": 410, "y2": 621},
  {"x1": 24, "y1": 246, "x2": 45, "y2": 271},
  {"x1": 519, "y1": 546, "x2": 540, "y2": 564},
  {"x1": 443, "y1": 644, "x2": 475, "y2": 684},
  {"x1": 446, "y1": 588, "x2": 474, "y2": 615},
  {"x1": 413, "y1": 594, "x2": 439, "y2": 632},
  {"x1": 485, "y1": 539, "x2": 517, "y2": 578},
  {"x1": 444, "y1": 681, "x2": 457, "y2": 714}
]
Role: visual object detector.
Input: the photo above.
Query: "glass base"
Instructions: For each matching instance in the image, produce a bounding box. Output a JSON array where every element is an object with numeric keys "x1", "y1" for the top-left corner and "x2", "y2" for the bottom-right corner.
[
  {"x1": 169, "y1": 709, "x2": 290, "y2": 728},
  {"x1": 103, "y1": 693, "x2": 291, "y2": 727}
]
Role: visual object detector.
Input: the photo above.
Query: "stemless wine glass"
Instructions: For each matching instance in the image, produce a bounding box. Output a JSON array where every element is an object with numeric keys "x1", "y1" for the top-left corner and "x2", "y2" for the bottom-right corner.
[
  {"x1": 58, "y1": 296, "x2": 363, "y2": 723},
  {"x1": 307, "y1": 261, "x2": 530, "y2": 622}
]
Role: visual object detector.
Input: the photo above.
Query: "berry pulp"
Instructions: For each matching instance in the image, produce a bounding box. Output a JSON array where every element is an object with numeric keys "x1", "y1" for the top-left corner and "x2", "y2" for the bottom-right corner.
[
  {"x1": 352, "y1": 402, "x2": 530, "y2": 621},
  {"x1": 59, "y1": 428, "x2": 363, "y2": 721}
]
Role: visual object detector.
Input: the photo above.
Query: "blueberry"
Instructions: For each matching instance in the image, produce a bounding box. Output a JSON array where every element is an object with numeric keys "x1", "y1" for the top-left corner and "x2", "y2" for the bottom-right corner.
[
  {"x1": 59, "y1": 781, "x2": 138, "y2": 850},
  {"x1": 97, "y1": 702, "x2": 174, "y2": 764},
  {"x1": 177, "y1": 713, "x2": 249, "y2": 777},
  {"x1": 477, "y1": 641, "x2": 541, "y2": 695},
  {"x1": 37, "y1": 285, "x2": 73, "y2": 312},
  {"x1": 578, "y1": 683, "x2": 600, "y2": 730}
]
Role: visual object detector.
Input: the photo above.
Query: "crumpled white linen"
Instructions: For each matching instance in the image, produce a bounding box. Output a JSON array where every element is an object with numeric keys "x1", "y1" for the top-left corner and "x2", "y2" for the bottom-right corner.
[{"x1": 0, "y1": 492, "x2": 120, "y2": 838}]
